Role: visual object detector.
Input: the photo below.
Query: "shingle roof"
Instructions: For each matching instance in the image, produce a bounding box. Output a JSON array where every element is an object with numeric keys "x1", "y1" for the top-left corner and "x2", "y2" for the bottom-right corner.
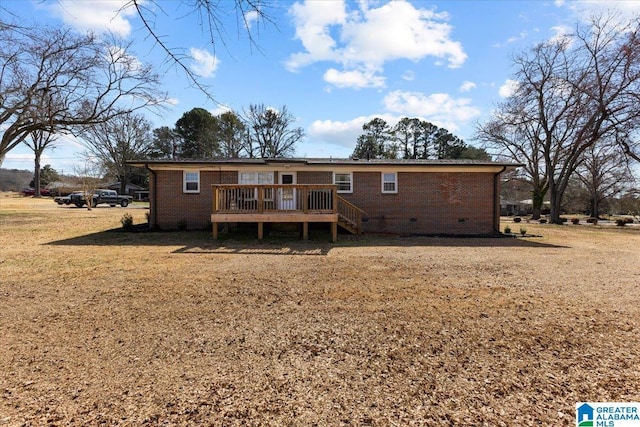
[{"x1": 129, "y1": 157, "x2": 522, "y2": 167}]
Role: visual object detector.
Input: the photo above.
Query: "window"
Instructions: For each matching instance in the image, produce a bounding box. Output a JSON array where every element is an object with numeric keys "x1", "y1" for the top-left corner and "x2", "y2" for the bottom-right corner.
[
  {"x1": 382, "y1": 172, "x2": 397, "y2": 193},
  {"x1": 238, "y1": 172, "x2": 274, "y2": 200},
  {"x1": 239, "y1": 172, "x2": 274, "y2": 185},
  {"x1": 183, "y1": 171, "x2": 200, "y2": 193},
  {"x1": 334, "y1": 172, "x2": 352, "y2": 193}
]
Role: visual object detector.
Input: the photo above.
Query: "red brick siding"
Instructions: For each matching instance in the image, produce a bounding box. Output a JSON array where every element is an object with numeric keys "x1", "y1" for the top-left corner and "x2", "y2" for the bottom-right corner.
[
  {"x1": 339, "y1": 171, "x2": 496, "y2": 235},
  {"x1": 152, "y1": 169, "x2": 497, "y2": 234},
  {"x1": 298, "y1": 171, "x2": 332, "y2": 184},
  {"x1": 154, "y1": 170, "x2": 236, "y2": 230}
]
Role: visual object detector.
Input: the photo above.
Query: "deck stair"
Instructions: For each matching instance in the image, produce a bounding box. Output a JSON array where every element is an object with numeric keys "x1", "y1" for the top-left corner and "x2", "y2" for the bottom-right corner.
[{"x1": 337, "y1": 196, "x2": 365, "y2": 234}]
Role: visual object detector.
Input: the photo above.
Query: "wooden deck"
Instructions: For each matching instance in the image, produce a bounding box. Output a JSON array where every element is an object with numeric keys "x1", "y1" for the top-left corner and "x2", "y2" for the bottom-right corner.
[{"x1": 211, "y1": 184, "x2": 363, "y2": 241}]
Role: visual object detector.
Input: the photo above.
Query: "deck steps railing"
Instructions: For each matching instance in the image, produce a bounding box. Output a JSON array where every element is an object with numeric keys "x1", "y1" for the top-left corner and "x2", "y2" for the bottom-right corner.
[{"x1": 336, "y1": 196, "x2": 365, "y2": 234}]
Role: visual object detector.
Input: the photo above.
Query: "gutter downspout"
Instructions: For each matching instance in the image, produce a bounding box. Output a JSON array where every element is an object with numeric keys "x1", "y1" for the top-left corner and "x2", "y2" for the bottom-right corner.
[
  {"x1": 145, "y1": 164, "x2": 158, "y2": 229},
  {"x1": 493, "y1": 166, "x2": 507, "y2": 234}
]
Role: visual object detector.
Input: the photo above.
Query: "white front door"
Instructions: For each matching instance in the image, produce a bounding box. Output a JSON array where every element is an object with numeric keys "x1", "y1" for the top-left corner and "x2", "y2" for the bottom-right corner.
[{"x1": 278, "y1": 172, "x2": 297, "y2": 210}]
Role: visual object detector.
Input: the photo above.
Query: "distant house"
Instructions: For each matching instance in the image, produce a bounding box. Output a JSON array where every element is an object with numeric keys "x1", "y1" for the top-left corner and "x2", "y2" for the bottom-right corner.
[
  {"x1": 129, "y1": 158, "x2": 519, "y2": 241},
  {"x1": 106, "y1": 182, "x2": 144, "y2": 196}
]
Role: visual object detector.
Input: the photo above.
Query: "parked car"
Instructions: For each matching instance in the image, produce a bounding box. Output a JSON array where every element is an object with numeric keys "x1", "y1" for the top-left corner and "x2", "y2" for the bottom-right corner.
[
  {"x1": 54, "y1": 191, "x2": 84, "y2": 205},
  {"x1": 22, "y1": 188, "x2": 51, "y2": 196},
  {"x1": 70, "y1": 189, "x2": 133, "y2": 208}
]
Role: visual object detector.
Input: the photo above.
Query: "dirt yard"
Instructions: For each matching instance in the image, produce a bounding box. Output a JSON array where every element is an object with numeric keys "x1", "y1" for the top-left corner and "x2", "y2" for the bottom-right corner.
[{"x1": 1, "y1": 195, "x2": 639, "y2": 426}]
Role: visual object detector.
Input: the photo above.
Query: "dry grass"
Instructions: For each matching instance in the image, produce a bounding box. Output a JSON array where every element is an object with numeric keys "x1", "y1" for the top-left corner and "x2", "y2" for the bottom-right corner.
[{"x1": 1, "y1": 195, "x2": 639, "y2": 426}]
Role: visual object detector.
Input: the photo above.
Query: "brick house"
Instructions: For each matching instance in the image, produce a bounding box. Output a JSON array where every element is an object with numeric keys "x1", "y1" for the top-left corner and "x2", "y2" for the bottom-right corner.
[{"x1": 129, "y1": 158, "x2": 518, "y2": 240}]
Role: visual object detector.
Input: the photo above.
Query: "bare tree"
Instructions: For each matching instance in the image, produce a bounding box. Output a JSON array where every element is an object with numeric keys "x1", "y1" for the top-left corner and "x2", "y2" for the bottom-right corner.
[
  {"x1": 74, "y1": 156, "x2": 104, "y2": 211},
  {"x1": 24, "y1": 130, "x2": 58, "y2": 197},
  {"x1": 0, "y1": 21, "x2": 166, "y2": 167},
  {"x1": 477, "y1": 108, "x2": 548, "y2": 219},
  {"x1": 127, "y1": 0, "x2": 272, "y2": 98},
  {"x1": 81, "y1": 111, "x2": 153, "y2": 195},
  {"x1": 243, "y1": 104, "x2": 303, "y2": 158},
  {"x1": 575, "y1": 141, "x2": 633, "y2": 218},
  {"x1": 478, "y1": 13, "x2": 640, "y2": 223}
]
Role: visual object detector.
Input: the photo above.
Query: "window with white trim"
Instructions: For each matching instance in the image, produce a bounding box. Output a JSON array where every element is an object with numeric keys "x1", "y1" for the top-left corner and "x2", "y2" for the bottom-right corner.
[
  {"x1": 382, "y1": 172, "x2": 397, "y2": 193},
  {"x1": 238, "y1": 172, "x2": 274, "y2": 185},
  {"x1": 238, "y1": 171, "x2": 274, "y2": 200},
  {"x1": 334, "y1": 172, "x2": 352, "y2": 193},
  {"x1": 183, "y1": 171, "x2": 200, "y2": 193}
]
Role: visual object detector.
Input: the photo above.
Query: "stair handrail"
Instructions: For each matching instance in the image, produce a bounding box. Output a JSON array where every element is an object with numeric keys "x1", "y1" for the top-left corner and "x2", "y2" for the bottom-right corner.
[{"x1": 336, "y1": 196, "x2": 366, "y2": 232}]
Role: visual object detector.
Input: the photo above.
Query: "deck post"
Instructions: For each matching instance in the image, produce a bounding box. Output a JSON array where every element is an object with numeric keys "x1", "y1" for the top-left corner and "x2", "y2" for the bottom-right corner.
[
  {"x1": 302, "y1": 187, "x2": 308, "y2": 213},
  {"x1": 302, "y1": 222, "x2": 309, "y2": 240},
  {"x1": 331, "y1": 222, "x2": 337, "y2": 242},
  {"x1": 212, "y1": 222, "x2": 218, "y2": 239},
  {"x1": 257, "y1": 222, "x2": 264, "y2": 240}
]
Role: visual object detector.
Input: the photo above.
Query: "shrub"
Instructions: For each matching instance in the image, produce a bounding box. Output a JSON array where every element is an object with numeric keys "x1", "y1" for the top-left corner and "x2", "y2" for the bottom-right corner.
[
  {"x1": 513, "y1": 217, "x2": 521, "y2": 223},
  {"x1": 520, "y1": 227, "x2": 527, "y2": 236},
  {"x1": 120, "y1": 213, "x2": 134, "y2": 231},
  {"x1": 561, "y1": 217, "x2": 568, "y2": 223},
  {"x1": 616, "y1": 219, "x2": 627, "y2": 227},
  {"x1": 586, "y1": 217, "x2": 598, "y2": 224},
  {"x1": 571, "y1": 218, "x2": 580, "y2": 225},
  {"x1": 504, "y1": 226, "x2": 512, "y2": 234},
  {"x1": 539, "y1": 218, "x2": 547, "y2": 224}
]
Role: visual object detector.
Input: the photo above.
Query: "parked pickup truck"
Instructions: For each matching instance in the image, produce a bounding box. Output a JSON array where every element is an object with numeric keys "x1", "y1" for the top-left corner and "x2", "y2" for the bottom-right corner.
[{"x1": 70, "y1": 189, "x2": 133, "y2": 208}]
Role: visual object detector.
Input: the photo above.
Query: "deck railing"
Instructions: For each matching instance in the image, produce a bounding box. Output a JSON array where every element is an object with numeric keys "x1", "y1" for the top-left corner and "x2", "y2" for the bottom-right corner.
[
  {"x1": 337, "y1": 195, "x2": 365, "y2": 232},
  {"x1": 212, "y1": 184, "x2": 338, "y2": 214}
]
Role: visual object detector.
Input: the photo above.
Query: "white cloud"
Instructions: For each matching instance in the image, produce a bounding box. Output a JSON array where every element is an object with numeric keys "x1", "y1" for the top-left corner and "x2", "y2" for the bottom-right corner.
[
  {"x1": 382, "y1": 90, "x2": 480, "y2": 132},
  {"x1": 308, "y1": 90, "x2": 481, "y2": 152},
  {"x1": 507, "y1": 31, "x2": 528, "y2": 44},
  {"x1": 549, "y1": 25, "x2": 572, "y2": 44},
  {"x1": 209, "y1": 106, "x2": 232, "y2": 116},
  {"x1": 323, "y1": 68, "x2": 385, "y2": 89},
  {"x1": 244, "y1": 10, "x2": 259, "y2": 29},
  {"x1": 499, "y1": 79, "x2": 519, "y2": 98},
  {"x1": 556, "y1": 0, "x2": 640, "y2": 14},
  {"x1": 108, "y1": 45, "x2": 143, "y2": 72},
  {"x1": 554, "y1": 1, "x2": 640, "y2": 26},
  {"x1": 287, "y1": 0, "x2": 466, "y2": 89},
  {"x1": 402, "y1": 70, "x2": 415, "y2": 81},
  {"x1": 308, "y1": 114, "x2": 399, "y2": 149},
  {"x1": 190, "y1": 48, "x2": 219, "y2": 78},
  {"x1": 287, "y1": 0, "x2": 347, "y2": 69},
  {"x1": 459, "y1": 81, "x2": 476, "y2": 93},
  {"x1": 48, "y1": 0, "x2": 136, "y2": 37}
]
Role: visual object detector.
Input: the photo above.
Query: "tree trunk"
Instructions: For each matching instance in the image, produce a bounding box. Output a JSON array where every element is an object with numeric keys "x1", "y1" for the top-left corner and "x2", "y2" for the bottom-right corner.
[
  {"x1": 591, "y1": 194, "x2": 602, "y2": 219},
  {"x1": 531, "y1": 189, "x2": 545, "y2": 220},
  {"x1": 33, "y1": 154, "x2": 41, "y2": 198},
  {"x1": 549, "y1": 179, "x2": 562, "y2": 224}
]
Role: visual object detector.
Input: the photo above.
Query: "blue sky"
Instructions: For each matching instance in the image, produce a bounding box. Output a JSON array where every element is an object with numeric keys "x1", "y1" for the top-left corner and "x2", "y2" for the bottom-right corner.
[{"x1": 2, "y1": 0, "x2": 639, "y2": 174}]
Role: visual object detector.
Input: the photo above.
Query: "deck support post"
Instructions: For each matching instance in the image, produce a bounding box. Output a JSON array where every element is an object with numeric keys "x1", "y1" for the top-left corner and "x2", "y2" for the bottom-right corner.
[
  {"x1": 302, "y1": 222, "x2": 309, "y2": 240},
  {"x1": 257, "y1": 222, "x2": 264, "y2": 240},
  {"x1": 212, "y1": 222, "x2": 218, "y2": 239},
  {"x1": 331, "y1": 222, "x2": 337, "y2": 243}
]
